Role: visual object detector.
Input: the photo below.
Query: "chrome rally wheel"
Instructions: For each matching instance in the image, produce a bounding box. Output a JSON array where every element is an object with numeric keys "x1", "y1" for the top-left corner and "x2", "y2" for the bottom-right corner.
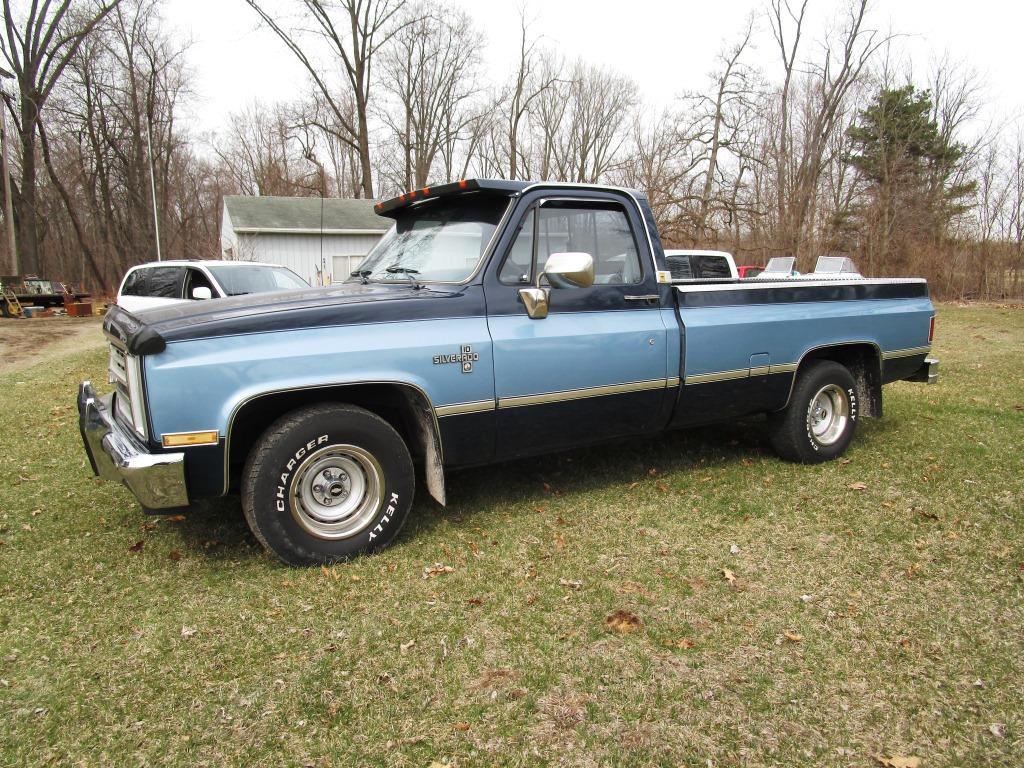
[
  {"x1": 291, "y1": 445, "x2": 383, "y2": 539},
  {"x1": 807, "y1": 383, "x2": 850, "y2": 447}
]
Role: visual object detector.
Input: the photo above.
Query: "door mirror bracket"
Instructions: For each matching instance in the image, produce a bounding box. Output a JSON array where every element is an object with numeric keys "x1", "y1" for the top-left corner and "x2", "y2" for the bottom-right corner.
[{"x1": 517, "y1": 252, "x2": 594, "y2": 320}]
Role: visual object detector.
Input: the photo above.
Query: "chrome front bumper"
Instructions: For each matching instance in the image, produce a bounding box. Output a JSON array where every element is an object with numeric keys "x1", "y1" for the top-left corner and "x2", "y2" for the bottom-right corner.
[{"x1": 78, "y1": 381, "x2": 189, "y2": 509}]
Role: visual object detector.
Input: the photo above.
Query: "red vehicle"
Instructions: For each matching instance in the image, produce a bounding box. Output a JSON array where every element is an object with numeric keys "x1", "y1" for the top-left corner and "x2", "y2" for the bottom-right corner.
[{"x1": 737, "y1": 265, "x2": 764, "y2": 278}]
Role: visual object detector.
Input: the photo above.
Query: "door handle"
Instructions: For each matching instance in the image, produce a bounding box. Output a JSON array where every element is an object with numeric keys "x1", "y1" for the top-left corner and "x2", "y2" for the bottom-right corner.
[{"x1": 624, "y1": 294, "x2": 660, "y2": 305}]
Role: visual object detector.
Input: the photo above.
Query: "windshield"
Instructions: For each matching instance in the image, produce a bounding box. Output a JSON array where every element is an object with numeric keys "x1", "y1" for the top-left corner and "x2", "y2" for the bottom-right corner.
[
  {"x1": 353, "y1": 194, "x2": 509, "y2": 283},
  {"x1": 207, "y1": 265, "x2": 309, "y2": 296}
]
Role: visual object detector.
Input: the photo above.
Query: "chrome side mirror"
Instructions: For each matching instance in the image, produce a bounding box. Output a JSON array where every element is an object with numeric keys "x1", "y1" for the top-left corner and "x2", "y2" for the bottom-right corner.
[
  {"x1": 191, "y1": 286, "x2": 213, "y2": 300},
  {"x1": 542, "y1": 252, "x2": 594, "y2": 289},
  {"x1": 516, "y1": 251, "x2": 594, "y2": 319}
]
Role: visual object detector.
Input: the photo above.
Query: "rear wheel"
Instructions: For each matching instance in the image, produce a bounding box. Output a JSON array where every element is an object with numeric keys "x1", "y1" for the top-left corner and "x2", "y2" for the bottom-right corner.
[
  {"x1": 768, "y1": 360, "x2": 858, "y2": 463},
  {"x1": 242, "y1": 404, "x2": 414, "y2": 566}
]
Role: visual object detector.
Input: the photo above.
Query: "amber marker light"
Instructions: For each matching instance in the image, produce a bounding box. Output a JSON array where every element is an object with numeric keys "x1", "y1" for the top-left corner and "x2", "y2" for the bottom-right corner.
[{"x1": 162, "y1": 430, "x2": 220, "y2": 448}]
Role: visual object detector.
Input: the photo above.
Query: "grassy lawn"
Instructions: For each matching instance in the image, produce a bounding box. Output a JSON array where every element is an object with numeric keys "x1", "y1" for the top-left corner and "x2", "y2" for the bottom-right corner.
[{"x1": 1, "y1": 304, "x2": 1021, "y2": 767}]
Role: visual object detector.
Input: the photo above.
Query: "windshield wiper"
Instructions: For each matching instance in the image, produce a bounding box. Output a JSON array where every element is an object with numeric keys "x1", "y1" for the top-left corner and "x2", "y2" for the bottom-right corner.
[
  {"x1": 350, "y1": 268, "x2": 371, "y2": 284},
  {"x1": 385, "y1": 265, "x2": 423, "y2": 289}
]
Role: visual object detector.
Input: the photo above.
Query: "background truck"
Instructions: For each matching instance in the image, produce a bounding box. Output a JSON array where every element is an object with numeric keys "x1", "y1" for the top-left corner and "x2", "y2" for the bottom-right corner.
[
  {"x1": 663, "y1": 249, "x2": 738, "y2": 280},
  {"x1": 79, "y1": 179, "x2": 938, "y2": 566}
]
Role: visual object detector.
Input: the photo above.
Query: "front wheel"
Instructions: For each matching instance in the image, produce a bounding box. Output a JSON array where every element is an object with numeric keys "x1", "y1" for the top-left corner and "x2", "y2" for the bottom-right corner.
[
  {"x1": 768, "y1": 360, "x2": 858, "y2": 463},
  {"x1": 242, "y1": 404, "x2": 414, "y2": 566}
]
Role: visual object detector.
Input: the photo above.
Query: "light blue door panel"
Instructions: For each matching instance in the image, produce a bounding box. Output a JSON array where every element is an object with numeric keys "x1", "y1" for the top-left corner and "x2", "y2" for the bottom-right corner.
[{"x1": 488, "y1": 309, "x2": 669, "y2": 398}]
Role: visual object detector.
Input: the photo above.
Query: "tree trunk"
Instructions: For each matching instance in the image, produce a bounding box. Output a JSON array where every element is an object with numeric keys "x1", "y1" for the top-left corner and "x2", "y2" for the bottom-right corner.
[{"x1": 16, "y1": 112, "x2": 40, "y2": 275}]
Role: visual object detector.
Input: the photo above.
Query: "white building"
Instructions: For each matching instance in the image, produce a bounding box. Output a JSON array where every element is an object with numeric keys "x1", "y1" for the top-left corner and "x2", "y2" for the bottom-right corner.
[{"x1": 220, "y1": 196, "x2": 391, "y2": 286}]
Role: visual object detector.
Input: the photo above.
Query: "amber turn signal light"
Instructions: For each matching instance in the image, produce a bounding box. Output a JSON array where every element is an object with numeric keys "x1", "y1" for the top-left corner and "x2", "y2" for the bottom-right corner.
[{"x1": 161, "y1": 430, "x2": 219, "y2": 448}]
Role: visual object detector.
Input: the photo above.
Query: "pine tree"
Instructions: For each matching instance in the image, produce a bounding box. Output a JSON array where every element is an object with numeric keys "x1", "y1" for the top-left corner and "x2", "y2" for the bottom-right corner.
[{"x1": 844, "y1": 85, "x2": 974, "y2": 272}]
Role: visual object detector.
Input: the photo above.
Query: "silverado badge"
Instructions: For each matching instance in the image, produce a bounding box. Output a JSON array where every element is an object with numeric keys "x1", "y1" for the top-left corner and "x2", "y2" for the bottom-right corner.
[{"x1": 433, "y1": 344, "x2": 479, "y2": 373}]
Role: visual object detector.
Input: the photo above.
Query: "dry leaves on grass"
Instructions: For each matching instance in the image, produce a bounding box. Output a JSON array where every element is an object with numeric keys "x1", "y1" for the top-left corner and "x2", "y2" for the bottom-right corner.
[
  {"x1": 474, "y1": 668, "x2": 518, "y2": 689},
  {"x1": 423, "y1": 563, "x2": 455, "y2": 579},
  {"x1": 399, "y1": 639, "x2": 416, "y2": 655},
  {"x1": 604, "y1": 609, "x2": 643, "y2": 634},
  {"x1": 848, "y1": 481, "x2": 868, "y2": 491},
  {"x1": 783, "y1": 630, "x2": 803, "y2": 643},
  {"x1": 722, "y1": 568, "x2": 737, "y2": 586},
  {"x1": 537, "y1": 694, "x2": 589, "y2": 729},
  {"x1": 559, "y1": 578, "x2": 583, "y2": 590},
  {"x1": 663, "y1": 637, "x2": 696, "y2": 649},
  {"x1": 875, "y1": 756, "x2": 922, "y2": 768}
]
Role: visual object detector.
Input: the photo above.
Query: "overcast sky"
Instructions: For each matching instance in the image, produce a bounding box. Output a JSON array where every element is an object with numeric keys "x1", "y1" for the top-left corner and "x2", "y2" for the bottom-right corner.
[{"x1": 164, "y1": 0, "x2": 1023, "y2": 138}]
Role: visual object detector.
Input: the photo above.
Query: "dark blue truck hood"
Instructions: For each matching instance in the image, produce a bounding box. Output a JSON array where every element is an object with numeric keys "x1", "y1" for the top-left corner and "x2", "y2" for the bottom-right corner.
[{"x1": 104, "y1": 281, "x2": 480, "y2": 355}]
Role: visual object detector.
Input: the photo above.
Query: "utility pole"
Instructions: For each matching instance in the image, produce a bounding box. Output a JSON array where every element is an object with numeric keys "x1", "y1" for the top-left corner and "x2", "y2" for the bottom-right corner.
[{"x1": 0, "y1": 71, "x2": 18, "y2": 275}]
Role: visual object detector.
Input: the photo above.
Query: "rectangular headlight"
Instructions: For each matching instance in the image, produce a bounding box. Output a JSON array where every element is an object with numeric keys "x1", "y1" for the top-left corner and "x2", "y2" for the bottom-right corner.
[{"x1": 125, "y1": 354, "x2": 148, "y2": 440}]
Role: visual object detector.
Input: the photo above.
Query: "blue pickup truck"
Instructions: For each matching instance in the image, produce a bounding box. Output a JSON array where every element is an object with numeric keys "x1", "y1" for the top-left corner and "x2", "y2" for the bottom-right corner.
[{"x1": 78, "y1": 179, "x2": 938, "y2": 565}]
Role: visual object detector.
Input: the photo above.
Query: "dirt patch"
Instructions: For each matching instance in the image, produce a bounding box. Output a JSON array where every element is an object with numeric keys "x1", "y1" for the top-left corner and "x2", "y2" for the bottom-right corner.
[{"x1": 0, "y1": 316, "x2": 106, "y2": 375}]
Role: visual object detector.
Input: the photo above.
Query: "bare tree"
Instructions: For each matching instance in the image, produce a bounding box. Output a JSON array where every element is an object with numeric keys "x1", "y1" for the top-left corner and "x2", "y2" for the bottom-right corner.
[
  {"x1": 498, "y1": 10, "x2": 558, "y2": 179},
  {"x1": 378, "y1": 2, "x2": 481, "y2": 190},
  {"x1": 43, "y1": 0, "x2": 211, "y2": 288},
  {"x1": 1, "y1": 0, "x2": 121, "y2": 275},
  {"x1": 214, "y1": 101, "x2": 321, "y2": 197},
  {"x1": 767, "y1": 0, "x2": 888, "y2": 261},
  {"x1": 532, "y1": 61, "x2": 636, "y2": 183},
  {"x1": 694, "y1": 19, "x2": 756, "y2": 240},
  {"x1": 244, "y1": 0, "x2": 410, "y2": 198}
]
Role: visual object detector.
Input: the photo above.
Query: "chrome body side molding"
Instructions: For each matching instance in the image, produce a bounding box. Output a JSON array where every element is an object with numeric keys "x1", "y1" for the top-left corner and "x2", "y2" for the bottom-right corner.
[
  {"x1": 496, "y1": 378, "x2": 672, "y2": 410},
  {"x1": 435, "y1": 400, "x2": 495, "y2": 418}
]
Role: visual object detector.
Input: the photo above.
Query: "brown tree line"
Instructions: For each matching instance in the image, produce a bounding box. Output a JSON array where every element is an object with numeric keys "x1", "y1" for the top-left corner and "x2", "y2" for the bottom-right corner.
[{"x1": 1, "y1": 0, "x2": 1022, "y2": 298}]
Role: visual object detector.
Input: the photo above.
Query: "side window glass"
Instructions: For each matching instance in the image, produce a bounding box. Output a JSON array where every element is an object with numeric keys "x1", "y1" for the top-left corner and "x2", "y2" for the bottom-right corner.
[
  {"x1": 498, "y1": 209, "x2": 535, "y2": 284},
  {"x1": 121, "y1": 270, "x2": 146, "y2": 296},
  {"x1": 694, "y1": 255, "x2": 731, "y2": 279},
  {"x1": 499, "y1": 202, "x2": 643, "y2": 286},
  {"x1": 591, "y1": 209, "x2": 641, "y2": 284},
  {"x1": 186, "y1": 268, "x2": 215, "y2": 299},
  {"x1": 145, "y1": 267, "x2": 186, "y2": 298},
  {"x1": 666, "y1": 255, "x2": 693, "y2": 280}
]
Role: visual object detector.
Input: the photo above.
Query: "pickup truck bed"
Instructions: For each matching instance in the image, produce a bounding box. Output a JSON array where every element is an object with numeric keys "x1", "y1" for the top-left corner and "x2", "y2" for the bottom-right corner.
[{"x1": 79, "y1": 178, "x2": 937, "y2": 565}]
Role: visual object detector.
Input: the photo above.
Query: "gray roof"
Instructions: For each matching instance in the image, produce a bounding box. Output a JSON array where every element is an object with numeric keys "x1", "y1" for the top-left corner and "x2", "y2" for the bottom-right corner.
[{"x1": 224, "y1": 195, "x2": 390, "y2": 233}]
